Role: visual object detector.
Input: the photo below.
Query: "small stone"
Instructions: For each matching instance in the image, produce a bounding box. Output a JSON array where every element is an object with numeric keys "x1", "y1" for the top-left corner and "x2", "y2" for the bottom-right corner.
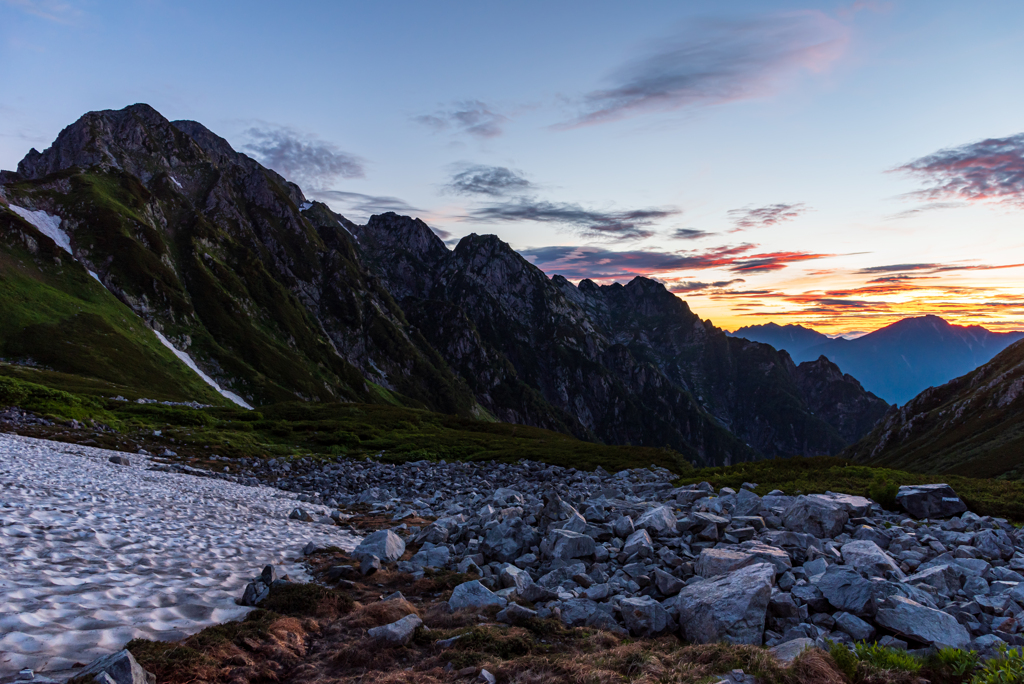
[
  {"x1": 108, "y1": 455, "x2": 130, "y2": 466},
  {"x1": 367, "y1": 614, "x2": 423, "y2": 646}
]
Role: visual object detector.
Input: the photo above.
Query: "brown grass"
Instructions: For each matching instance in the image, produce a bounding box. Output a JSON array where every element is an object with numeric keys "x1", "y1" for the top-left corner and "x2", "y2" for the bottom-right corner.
[{"x1": 343, "y1": 599, "x2": 421, "y2": 630}]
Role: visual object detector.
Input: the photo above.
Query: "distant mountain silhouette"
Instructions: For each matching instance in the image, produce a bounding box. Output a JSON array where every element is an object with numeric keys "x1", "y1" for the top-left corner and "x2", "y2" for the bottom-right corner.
[{"x1": 731, "y1": 316, "x2": 1024, "y2": 405}]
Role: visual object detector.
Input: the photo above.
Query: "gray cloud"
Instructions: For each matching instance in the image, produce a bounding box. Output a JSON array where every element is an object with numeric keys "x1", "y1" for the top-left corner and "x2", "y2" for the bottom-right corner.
[
  {"x1": 671, "y1": 228, "x2": 713, "y2": 239},
  {"x1": 560, "y1": 13, "x2": 846, "y2": 127},
  {"x1": 467, "y1": 199, "x2": 680, "y2": 241},
  {"x1": 445, "y1": 165, "x2": 533, "y2": 197},
  {"x1": 669, "y1": 279, "x2": 746, "y2": 292},
  {"x1": 728, "y1": 202, "x2": 807, "y2": 230},
  {"x1": 895, "y1": 133, "x2": 1024, "y2": 206},
  {"x1": 244, "y1": 126, "x2": 364, "y2": 189},
  {"x1": 311, "y1": 190, "x2": 420, "y2": 216},
  {"x1": 415, "y1": 100, "x2": 507, "y2": 138}
]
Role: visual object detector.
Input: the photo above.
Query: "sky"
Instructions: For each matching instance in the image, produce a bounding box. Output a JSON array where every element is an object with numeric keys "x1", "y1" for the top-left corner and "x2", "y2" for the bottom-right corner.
[{"x1": 3, "y1": 0, "x2": 1024, "y2": 335}]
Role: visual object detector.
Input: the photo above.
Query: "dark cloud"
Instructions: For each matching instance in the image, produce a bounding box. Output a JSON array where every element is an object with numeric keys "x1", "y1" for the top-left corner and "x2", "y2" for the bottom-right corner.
[
  {"x1": 445, "y1": 165, "x2": 533, "y2": 197},
  {"x1": 244, "y1": 127, "x2": 364, "y2": 188},
  {"x1": 521, "y1": 243, "x2": 831, "y2": 279},
  {"x1": 415, "y1": 100, "x2": 507, "y2": 138},
  {"x1": 728, "y1": 202, "x2": 807, "y2": 230},
  {"x1": 895, "y1": 133, "x2": 1024, "y2": 206},
  {"x1": 668, "y1": 279, "x2": 746, "y2": 293},
  {"x1": 311, "y1": 190, "x2": 420, "y2": 216},
  {"x1": 467, "y1": 200, "x2": 679, "y2": 241},
  {"x1": 559, "y1": 13, "x2": 846, "y2": 127},
  {"x1": 857, "y1": 262, "x2": 1024, "y2": 275},
  {"x1": 671, "y1": 228, "x2": 713, "y2": 240}
]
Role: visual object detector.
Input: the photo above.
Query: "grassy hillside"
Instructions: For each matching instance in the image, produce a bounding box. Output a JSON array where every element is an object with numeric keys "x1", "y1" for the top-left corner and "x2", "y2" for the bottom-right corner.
[
  {"x1": 0, "y1": 371, "x2": 692, "y2": 475},
  {"x1": 0, "y1": 206, "x2": 229, "y2": 405}
]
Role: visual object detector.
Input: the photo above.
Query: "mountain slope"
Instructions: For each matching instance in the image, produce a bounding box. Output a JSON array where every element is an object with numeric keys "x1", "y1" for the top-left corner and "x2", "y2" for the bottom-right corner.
[
  {"x1": 356, "y1": 213, "x2": 891, "y2": 464},
  {"x1": 846, "y1": 339, "x2": 1024, "y2": 478},
  {"x1": 0, "y1": 103, "x2": 891, "y2": 466},
  {"x1": 732, "y1": 316, "x2": 1024, "y2": 405},
  {"x1": 0, "y1": 104, "x2": 478, "y2": 413}
]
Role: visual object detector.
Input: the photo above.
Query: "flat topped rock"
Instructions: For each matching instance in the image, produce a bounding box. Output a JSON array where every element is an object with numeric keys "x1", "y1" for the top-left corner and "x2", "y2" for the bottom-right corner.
[
  {"x1": 676, "y1": 562, "x2": 774, "y2": 645},
  {"x1": 896, "y1": 484, "x2": 968, "y2": 519}
]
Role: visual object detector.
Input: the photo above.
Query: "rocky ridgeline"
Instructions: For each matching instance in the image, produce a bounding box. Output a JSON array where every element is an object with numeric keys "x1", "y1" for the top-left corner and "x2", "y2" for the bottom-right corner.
[{"x1": 245, "y1": 455, "x2": 1024, "y2": 659}]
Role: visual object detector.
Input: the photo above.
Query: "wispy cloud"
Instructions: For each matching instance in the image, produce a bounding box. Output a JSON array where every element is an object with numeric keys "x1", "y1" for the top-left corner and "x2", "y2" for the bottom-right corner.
[
  {"x1": 243, "y1": 126, "x2": 364, "y2": 189},
  {"x1": 895, "y1": 132, "x2": 1024, "y2": 206},
  {"x1": 467, "y1": 200, "x2": 680, "y2": 241},
  {"x1": 521, "y1": 243, "x2": 832, "y2": 279},
  {"x1": 2, "y1": 0, "x2": 83, "y2": 24},
  {"x1": 728, "y1": 202, "x2": 807, "y2": 230},
  {"x1": 558, "y1": 12, "x2": 847, "y2": 128},
  {"x1": 445, "y1": 165, "x2": 533, "y2": 196},
  {"x1": 857, "y1": 262, "x2": 1024, "y2": 275},
  {"x1": 668, "y1": 278, "x2": 746, "y2": 293},
  {"x1": 415, "y1": 100, "x2": 507, "y2": 138},
  {"x1": 311, "y1": 190, "x2": 420, "y2": 216},
  {"x1": 671, "y1": 228, "x2": 714, "y2": 240},
  {"x1": 887, "y1": 201, "x2": 965, "y2": 220}
]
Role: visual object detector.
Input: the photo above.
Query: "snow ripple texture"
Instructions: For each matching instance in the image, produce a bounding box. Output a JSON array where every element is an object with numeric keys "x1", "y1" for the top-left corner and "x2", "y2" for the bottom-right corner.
[{"x1": 0, "y1": 433, "x2": 358, "y2": 676}]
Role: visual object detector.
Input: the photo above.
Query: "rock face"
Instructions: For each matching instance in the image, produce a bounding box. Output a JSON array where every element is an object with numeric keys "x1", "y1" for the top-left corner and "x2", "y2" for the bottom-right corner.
[
  {"x1": 782, "y1": 495, "x2": 849, "y2": 538},
  {"x1": 676, "y1": 563, "x2": 774, "y2": 645},
  {"x1": 895, "y1": 484, "x2": 968, "y2": 519}
]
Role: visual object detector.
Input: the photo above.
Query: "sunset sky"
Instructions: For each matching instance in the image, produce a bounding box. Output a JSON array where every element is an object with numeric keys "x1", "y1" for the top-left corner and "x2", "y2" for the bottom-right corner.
[{"x1": 3, "y1": 1, "x2": 1023, "y2": 334}]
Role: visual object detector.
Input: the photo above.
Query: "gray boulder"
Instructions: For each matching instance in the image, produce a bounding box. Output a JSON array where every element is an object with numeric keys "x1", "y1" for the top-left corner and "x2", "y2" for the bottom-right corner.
[
  {"x1": 481, "y1": 517, "x2": 538, "y2": 562},
  {"x1": 676, "y1": 563, "x2": 774, "y2": 645},
  {"x1": 635, "y1": 506, "x2": 677, "y2": 536},
  {"x1": 904, "y1": 565, "x2": 961, "y2": 597},
  {"x1": 769, "y1": 637, "x2": 814, "y2": 664},
  {"x1": 816, "y1": 565, "x2": 874, "y2": 615},
  {"x1": 620, "y1": 595, "x2": 673, "y2": 636},
  {"x1": 108, "y1": 455, "x2": 130, "y2": 466},
  {"x1": 834, "y1": 611, "x2": 876, "y2": 641},
  {"x1": 545, "y1": 529, "x2": 595, "y2": 560},
  {"x1": 840, "y1": 540, "x2": 904, "y2": 579},
  {"x1": 697, "y1": 548, "x2": 757, "y2": 578},
  {"x1": 875, "y1": 596, "x2": 971, "y2": 649},
  {"x1": 653, "y1": 568, "x2": 684, "y2": 596},
  {"x1": 500, "y1": 565, "x2": 534, "y2": 595},
  {"x1": 623, "y1": 529, "x2": 654, "y2": 557},
  {"x1": 76, "y1": 650, "x2": 151, "y2": 684},
  {"x1": 497, "y1": 602, "x2": 537, "y2": 624},
  {"x1": 782, "y1": 495, "x2": 849, "y2": 538},
  {"x1": 895, "y1": 484, "x2": 967, "y2": 519},
  {"x1": 368, "y1": 614, "x2": 423, "y2": 646},
  {"x1": 241, "y1": 580, "x2": 269, "y2": 606},
  {"x1": 449, "y1": 580, "x2": 508, "y2": 611},
  {"x1": 352, "y1": 529, "x2": 406, "y2": 563},
  {"x1": 410, "y1": 542, "x2": 450, "y2": 569}
]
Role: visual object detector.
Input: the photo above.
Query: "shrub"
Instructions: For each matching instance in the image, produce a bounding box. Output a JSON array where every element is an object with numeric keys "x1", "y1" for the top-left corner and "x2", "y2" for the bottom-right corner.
[
  {"x1": 971, "y1": 644, "x2": 1024, "y2": 684},
  {"x1": 853, "y1": 641, "x2": 923, "y2": 673},
  {"x1": 868, "y1": 477, "x2": 900, "y2": 511},
  {"x1": 930, "y1": 647, "x2": 980, "y2": 678}
]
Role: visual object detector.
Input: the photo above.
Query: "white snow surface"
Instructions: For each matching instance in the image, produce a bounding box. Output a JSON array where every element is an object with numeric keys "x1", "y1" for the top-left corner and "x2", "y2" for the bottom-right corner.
[
  {"x1": 0, "y1": 433, "x2": 358, "y2": 676},
  {"x1": 152, "y1": 330, "x2": 253, "y2": 409},
  {"x1": 299, "y1": 201, "x2": 313, "y2": 211},
  {"x1": 9, "y1": 205, "x2": 72, "y2": 254},
  {"x1": 170, "y1": 176, "x2": 183, "y2": 190}
]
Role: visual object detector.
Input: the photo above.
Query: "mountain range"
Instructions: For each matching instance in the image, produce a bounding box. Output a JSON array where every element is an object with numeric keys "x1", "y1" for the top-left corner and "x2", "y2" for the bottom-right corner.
[
  {"x1": 730, "y1": 317, "x2": 1024, "y2": 405},
  {"x1": 845, "y1": 337, "x2": 1024, "y2": 479},
  {"x1": 0, "y1": 103, "x2": 893, "y2": 466}
]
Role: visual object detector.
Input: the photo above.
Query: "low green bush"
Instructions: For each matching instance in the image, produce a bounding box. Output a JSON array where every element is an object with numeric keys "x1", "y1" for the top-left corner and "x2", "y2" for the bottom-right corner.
[{"x1": 971, "y1": 645, "x2": 1024, "y2": 684}]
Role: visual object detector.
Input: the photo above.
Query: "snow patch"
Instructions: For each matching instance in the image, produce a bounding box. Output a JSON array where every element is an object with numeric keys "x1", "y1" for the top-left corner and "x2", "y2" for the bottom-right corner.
[
  {"x1": 170, "y1": 176, "x2": 183, "y2": 190},
  {"x1": 88, "y1": 270, "x2": 102, "y2": 283},
  {"x1": 9, "y1": 205, "x2": 72, "y2": 254},
  {"x1": 152, "y1": 330, "x2": 253, "y2": 409},
  {"x1": 300, "y1": 201, "x2": 313, "y2": 211}
]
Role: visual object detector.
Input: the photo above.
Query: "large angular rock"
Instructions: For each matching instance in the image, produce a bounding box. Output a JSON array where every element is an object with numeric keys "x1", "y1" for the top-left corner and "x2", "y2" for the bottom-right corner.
[
  {"x1": 481, "y1": 517, "x2": 538, "y2": 562},
  {"x1": 770, "y1": 637, "x2": 815, "y2": 664},
  {"x1": 697, "y1": 548, "x2": 756, "y2": 578},
  {"x1": 545, "y1": 529, "x2": 595, "y2": 560},
  {"x1": 352, "y1": 529, "x2": 406, "y2": 563},
  {"x1": 840, "y1": 540, "x2": 904, "y2": 579},
  {"x1": 76, "y1": 650, "x2": 151, "y2": 684},
  {"x1": 676, "y1": 563, "x2": 774, "y2": 645},
  {"x1": 449, "y1": 580, "x2": 507, "y2": 611},
  {"x1": 816, "y1": 565, "x2": 875, "y2": 615},
  {"x1": 620, "y1": 595, "x2": 673, "y2": 636},
  {"x1": 903, "y1": 565, "x2": 962, "y2": 597},
  {"x1": 875, "y1": 596, "x2": 971, "y2": 649},
  {"x1": 411, "y1": 542, "x2": 450, "y2": 569},
  {"x1": 623, "y1": 529, "x2": 654, "y2": 557},
  {"x1": 895, "y1": 484, "x2": 967, "y2": 520},
  {"x1": 813, "y1": 492, "x2": 872, "y2": 517},
  {"x1": 834, "y1": 611, "x2": 876, "y2": 641},
  {"x1": 635, "y1": 506, "x2": 677, "y2": 536},
  {"x1": 368, "y1": 614, "x2": 423, "y2": 646},
  {"x1": 782, "y1": 495, "x2": 849, "y2": 538}
]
